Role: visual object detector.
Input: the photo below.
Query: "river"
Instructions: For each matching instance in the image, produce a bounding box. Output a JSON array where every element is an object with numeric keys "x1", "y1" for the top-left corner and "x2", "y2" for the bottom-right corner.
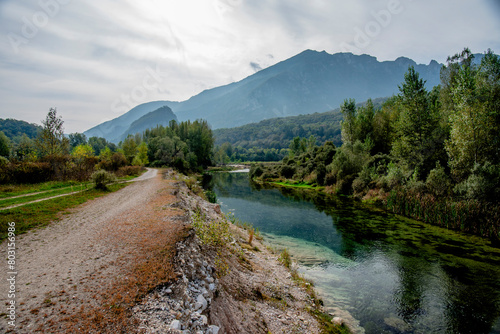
[{"x1": 204, "y1": 172, "x2": 500, "y2": 334}]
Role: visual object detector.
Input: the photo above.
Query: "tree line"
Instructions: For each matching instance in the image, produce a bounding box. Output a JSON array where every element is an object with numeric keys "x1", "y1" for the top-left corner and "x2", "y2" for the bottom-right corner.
[
  {"x1": 0, "y1": 108, "x2": 214, "y2": 184},
  {"x1": 251, "y1": 48, "x2": 500, "y2": 241}
]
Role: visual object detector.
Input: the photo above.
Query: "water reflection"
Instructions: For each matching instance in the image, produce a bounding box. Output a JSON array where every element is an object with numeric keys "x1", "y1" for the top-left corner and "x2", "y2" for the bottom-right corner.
[{"x1": 205, "y1": 172, "x2": 500, "y2": 333}]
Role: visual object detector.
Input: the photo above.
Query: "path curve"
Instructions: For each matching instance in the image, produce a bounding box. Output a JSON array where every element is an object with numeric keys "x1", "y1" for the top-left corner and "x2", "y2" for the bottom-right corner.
[{"x1": 0, "y1": 169, "x2": 180, "y2": 333}]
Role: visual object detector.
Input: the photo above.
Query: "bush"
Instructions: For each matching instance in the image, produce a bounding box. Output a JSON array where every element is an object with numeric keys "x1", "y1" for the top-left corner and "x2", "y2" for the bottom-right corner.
[
  {"x1": 454, "y1": 162, "x2": 500, "y2": 202},
  {"x1": 116, "y1": 166, "x2": 142, "y2": 177},
  {"x1": 205, "y1": 190, "x2": 217, "y2": 203},
  {"x1": 386, "y1": 162, "x2": 405, "y2": 189},
  {"x1": 280, "y1": 165, "x2": 296, "y2": 179},
  {"x1": 426, "y1": 163, "x2": 451, "y2": 197},
  {"x1": 91, "y1": 170, "x2": 117, "y2": 190}
]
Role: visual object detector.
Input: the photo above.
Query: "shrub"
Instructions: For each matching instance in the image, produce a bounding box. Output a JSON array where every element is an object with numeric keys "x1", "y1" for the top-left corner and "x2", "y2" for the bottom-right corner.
[
  {"x1": 205, "y1": 190, "x2": 217, "y2": 203},
  {"x1": 280, "y1": 165, "x2": 296, "y2": 179},
  {"x1": 91, "y1": 170, "x2": 117, "y2": 190},
  {"x1": 426, "y1": 163, "x2": 451, "y2": 197},
  {"x1": 278, "y1": 248, "x2": 292, "y2": 269},
  {"x1": 454, "y1": 162, "x2": 500, "y2": 202},
  {"x1": 111, "y1": 152, "x2": 127, "y2": 171},
  {"x1": 386, "y1": 162, "x2": 405, "y2": 189},
  {"x1": 116, "y1": 166, "x2": 142, "y2": 177}
]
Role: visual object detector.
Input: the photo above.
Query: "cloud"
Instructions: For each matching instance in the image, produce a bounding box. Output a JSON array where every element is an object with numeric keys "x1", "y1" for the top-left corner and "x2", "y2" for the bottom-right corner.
[
  {"x1": 249, "y1": 62, "x2": 262, "y2": 72},
  {"x1": 0, "y1": 0, "x2": 499, "y2": 133}
]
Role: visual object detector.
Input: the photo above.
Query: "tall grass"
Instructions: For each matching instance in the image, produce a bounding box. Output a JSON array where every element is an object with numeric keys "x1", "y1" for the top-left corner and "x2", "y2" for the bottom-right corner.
[{"x1": 386, "y1": 190, "x2": 500, "y2": 241}]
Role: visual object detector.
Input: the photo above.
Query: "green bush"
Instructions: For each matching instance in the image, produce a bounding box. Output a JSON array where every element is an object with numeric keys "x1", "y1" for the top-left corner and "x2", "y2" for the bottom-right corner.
[
  {"x1": 454, "y1": 162, "x2": 500, "y2": 202},
  {"x1": 205, "y1": 190, "x2": 217, "y2": 203},
  {"x1": 91, "y1": 170, "x2": 117, "y2": 190},
  {"x1": 426, "y1": 163, "x2": 451, "y2": 197},
  {"x1": 280, "y1": 165, "x2": 296, "y2": 179}
]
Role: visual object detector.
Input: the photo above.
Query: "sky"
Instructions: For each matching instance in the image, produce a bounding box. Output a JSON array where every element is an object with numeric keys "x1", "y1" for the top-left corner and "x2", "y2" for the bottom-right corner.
[{"x1": 1, "y1": 0, "x2": 499, "y2": 134}]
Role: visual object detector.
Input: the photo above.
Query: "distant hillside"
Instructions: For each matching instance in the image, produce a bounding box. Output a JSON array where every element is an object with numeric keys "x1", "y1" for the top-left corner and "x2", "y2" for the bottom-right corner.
[
  {"x1": 84, "y1": 101, "x2": 174, "y2": 143},
  {"x1": 173, "y1": 50, "x2": 442, "y2": 129},
  {"x1": 118, "y1": 106, "x2": 177, "y2": 142},
  {"x1": 213, "y1": 98, "x2": 387, "y2": 149},
  {"x1": 0, "y1": 118, "x2": 41, "y2": 140}
]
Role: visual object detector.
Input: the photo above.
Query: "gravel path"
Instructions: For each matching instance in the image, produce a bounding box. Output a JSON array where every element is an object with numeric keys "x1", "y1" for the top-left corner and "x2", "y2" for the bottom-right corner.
[{"x1": 0, "y1": 169, "x2": 176, "y2": 333}]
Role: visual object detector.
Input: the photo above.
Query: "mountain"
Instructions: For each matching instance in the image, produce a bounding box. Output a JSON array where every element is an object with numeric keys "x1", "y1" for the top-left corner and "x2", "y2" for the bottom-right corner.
[
  {"x1": 213, "y1": 98, "x2": 387, "y2": 149},
  {"x1": 0, "y1": 118, "x2": 42, "y2": 140},
  {"x1": 172, "y1": 50, "x2": 442, "y2": 129},
  {"x1": 118, "y1": 106, "x2": 177, "y2": 142},
  {"x1": 85, "y1": 50, "x2": 445, "y2": 141},
  {"x1": 84, "y1": 101, "x2": 173, "y2": 143}
]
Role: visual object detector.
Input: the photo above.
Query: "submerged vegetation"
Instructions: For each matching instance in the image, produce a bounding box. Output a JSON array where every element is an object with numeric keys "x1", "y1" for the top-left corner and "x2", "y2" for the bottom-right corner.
[{"x1": 251, "y1": 48, "x2": 500, "y2": 241}]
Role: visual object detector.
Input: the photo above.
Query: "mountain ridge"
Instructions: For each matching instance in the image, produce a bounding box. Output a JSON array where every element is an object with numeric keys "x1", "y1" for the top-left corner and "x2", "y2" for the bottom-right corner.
[{"x1": 84, "y1": 50, "x2": 447, "y2": 142}]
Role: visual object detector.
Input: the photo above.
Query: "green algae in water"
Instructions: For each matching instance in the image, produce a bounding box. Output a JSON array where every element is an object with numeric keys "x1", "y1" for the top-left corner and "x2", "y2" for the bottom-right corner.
[{"x1": 206, "y1": 172, "x2": 500, "y2": 334}]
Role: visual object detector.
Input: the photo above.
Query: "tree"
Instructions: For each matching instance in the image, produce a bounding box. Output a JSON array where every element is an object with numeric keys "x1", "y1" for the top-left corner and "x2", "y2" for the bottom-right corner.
[
  {"x1": 121, "y1": 136, "x2": 138, "y2": 164},
  {"x1": 340, "y1": 98, "x2": 357, "y2": 145},
  {"x1": 71, "y1": 144, "x2": 94, "y2": 160},
  {"x1": 36, "y1": 108, "x2": 69, "y2": 156},
  {"x1": 392, "y1": 66, "x2": 436, "y2": 175},
  {"x1": 0, "y1": 131, "x2": 10, "y2": 157},
  {"x1": 69, "y1": 133, "x2": 87, "y2": 150},
  {"x1": 444, "y1": 49, "x2": 500, "y2": 180},
  {"x1": 14, "y1": 134, "x2": 36, "y2": 161},
  {"x1": 132, "y1": 142, "x2": 149, "y2": 166},
  {"x1": 356, "y1": 99, "x2": 375, "y2": 143}
]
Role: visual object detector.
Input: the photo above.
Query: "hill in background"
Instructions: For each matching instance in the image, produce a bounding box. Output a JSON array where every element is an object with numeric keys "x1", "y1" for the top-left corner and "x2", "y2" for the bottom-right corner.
[
  {"x1": 0, "y1": 118, "x2": 42, "y2": 140},
  {"x1": 84, "y1": 101, "x2": 174, "y2": 143},
  {"x1": 213, "y1": 98, "x2": 387, "y2": 149}
]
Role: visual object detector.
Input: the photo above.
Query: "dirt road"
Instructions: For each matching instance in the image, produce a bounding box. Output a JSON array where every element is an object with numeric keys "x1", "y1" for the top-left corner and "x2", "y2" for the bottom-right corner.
[{"x1": 0, "y1": 169, "x2": 185, "y2": 333}]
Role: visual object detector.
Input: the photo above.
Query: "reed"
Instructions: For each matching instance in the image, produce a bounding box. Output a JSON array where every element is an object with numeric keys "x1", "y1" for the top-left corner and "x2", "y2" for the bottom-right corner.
[{"x1": 386, "y1": 190, "x2": 500, "y2": 241}]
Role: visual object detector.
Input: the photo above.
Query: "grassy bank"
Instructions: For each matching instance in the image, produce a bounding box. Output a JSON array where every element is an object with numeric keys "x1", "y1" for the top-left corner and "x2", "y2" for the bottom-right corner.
[{"x1": 0, "y1": 183, "x2": 128, "y2": 241}]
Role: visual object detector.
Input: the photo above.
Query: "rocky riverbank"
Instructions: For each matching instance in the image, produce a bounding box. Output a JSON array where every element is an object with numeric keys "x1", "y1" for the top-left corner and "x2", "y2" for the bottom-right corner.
[{"x1": 132, "y1": 171, "x2": 350, "y2": 334}]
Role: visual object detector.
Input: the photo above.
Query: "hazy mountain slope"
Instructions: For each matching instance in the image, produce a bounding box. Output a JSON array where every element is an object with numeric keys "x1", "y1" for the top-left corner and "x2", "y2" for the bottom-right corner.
[
  {"x1": 174, "y1": 50, "x2": 442, "y2": 129},
  {"x1": 84, "y1": 101, "x2": 173, "y2": 142},
  {"x1": 118, "y1": 106, "x2": 177, "y2": 142}
]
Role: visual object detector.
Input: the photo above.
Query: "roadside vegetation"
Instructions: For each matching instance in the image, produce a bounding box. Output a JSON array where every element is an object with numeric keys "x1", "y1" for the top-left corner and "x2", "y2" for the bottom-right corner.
[
  {"x1": 251, "y1": 48, "x2": 500, "y2": 242},
  {"x1": 0, "y1": 182, "x2": 128, "y2": 241}
]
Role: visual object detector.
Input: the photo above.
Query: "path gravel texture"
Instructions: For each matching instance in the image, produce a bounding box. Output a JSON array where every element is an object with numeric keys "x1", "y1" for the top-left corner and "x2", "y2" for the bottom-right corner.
[{"x1": 0, "y1": 168, "x2": 181, "y2": 333}]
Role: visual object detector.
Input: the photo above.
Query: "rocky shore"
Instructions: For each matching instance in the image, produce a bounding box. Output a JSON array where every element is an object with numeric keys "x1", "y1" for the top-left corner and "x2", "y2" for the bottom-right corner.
[{"x1": 132, "y1": 172, "x2": 348, "y2": 333}]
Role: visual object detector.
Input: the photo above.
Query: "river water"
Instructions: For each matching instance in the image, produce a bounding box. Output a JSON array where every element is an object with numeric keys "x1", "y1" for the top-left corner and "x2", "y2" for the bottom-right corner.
[{"x1": 205, "y1": 172, "x2": 500, "y2": 334}]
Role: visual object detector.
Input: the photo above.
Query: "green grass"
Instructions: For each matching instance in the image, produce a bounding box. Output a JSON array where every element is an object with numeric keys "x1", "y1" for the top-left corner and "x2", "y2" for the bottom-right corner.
[
  {"x1": 272, "y1": 180, "x2": 322, "y2": 190},
  {"x1": 0, "y1": 183, "x2": 128, "y2": 241},
  {"x1": 0, "y1": 184, "x2": 92, "y2": 208},
  {"x1": 0, "y1": 181, "x2": 87, "y2": 199}
]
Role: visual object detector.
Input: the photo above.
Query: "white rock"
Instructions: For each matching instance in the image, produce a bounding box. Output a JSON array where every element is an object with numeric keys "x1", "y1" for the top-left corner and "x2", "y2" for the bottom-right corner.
[
  {"x1": 209, "y1": 283, "x2": 216, "y2": 291},
  {"x1": 170, "y1": 320, "x2": 181, "y2": 330},
  {"x1": 332, "y1": 317, "x2": 343, "y2": 325},
  {"x1": 201, "y1": 315, "x2": 208, "y2": 325},
  {"x1": 207, "y1": 325, "x2": 220, "y2": 334},
  {"x1": 196, "y1": 294, "x2": 208, "y2": 311}
]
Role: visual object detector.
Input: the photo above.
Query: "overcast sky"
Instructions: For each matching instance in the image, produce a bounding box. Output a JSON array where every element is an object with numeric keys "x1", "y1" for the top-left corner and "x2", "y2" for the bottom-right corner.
[{"x1": 1, "y1": 0, "x2": 499, "y2": 133}]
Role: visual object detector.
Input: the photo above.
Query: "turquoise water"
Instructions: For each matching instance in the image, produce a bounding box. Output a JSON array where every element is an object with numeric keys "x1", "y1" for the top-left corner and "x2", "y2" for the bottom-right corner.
[{"x1": 205, "y1": 172, "x2": 500, "y2": 334}]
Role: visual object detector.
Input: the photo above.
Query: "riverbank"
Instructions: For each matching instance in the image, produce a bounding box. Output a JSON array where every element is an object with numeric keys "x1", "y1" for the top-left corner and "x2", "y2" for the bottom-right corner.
[
  {"x1": 253, "y1": 175, "x2": 500, "y2": 244},
  {"x1": 133, "y1": 170, "x2": 351, "y2": 333}
]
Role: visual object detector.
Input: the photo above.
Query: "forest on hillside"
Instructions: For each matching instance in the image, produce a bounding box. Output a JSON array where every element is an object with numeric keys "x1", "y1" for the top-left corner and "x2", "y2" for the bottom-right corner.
[
  {"x1": 212, "y1": 98, "x2": 387, "y2": 163},
  {"x1": 251, "y1": 48, "x2": 500, "y2": 240}
]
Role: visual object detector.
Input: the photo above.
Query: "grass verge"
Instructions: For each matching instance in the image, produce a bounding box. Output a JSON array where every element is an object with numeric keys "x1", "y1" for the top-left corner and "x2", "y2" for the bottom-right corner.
[
  {"x1": 0, "y1": 180, "x2": 88, "y2": 199},
  {"x1": 0, "y1": 183, "x2": 128, "y2": 241}
]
